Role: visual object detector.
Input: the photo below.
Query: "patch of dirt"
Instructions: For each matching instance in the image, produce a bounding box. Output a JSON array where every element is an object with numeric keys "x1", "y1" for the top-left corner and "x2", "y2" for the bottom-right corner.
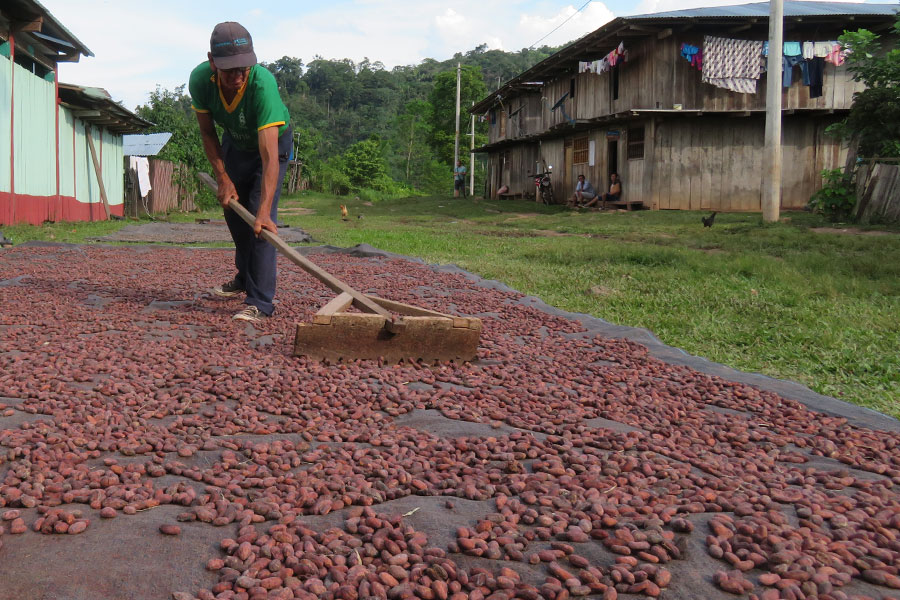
[
  {"x1": 502, "y1": 213, "x2": 541, "y2": 221},
  {"x1": 278, "y1": 207, "x2": 316, "y2": 215},
  {"x1": 811, "y1": 227, "x2": 898, "y2": 236},
  {"x1": 475, "y1": 229, "x2": 539, "y2": 238},
  {"x1": 533, "y1": 229, "x2": 589, "y2": 238},
  {"x1": 587, "y1": 285, "x2": 618, "y2": 298},
  {"x1": 96, "y1": 223, "x2": 313, "y2": 244}
]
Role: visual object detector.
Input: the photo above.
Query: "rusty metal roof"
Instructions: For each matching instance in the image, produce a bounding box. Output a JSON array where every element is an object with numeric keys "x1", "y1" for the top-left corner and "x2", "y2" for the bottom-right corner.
[{"x1": 58, "y1": 83, "x2": 153, "y2": 134}]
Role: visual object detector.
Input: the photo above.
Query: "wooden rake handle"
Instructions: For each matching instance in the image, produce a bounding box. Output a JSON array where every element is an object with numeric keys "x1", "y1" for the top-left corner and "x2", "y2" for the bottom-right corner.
[{"x1": 227, "y1": 201, "x2": 396, "y2": 324}]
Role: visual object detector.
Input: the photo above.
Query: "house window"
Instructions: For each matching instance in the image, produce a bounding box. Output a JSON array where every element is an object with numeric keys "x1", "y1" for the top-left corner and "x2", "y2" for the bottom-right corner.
[
  {"x1": 14, "y1": 51, "x2": 52, "y2": 79},
  {"x1": 570, "y1": 78, "x2": 576, "y2": 100},
  {"x1": 627, "y1": 127, "x2": 645, "y2": 160},
  {"x1": 574, "y1": 136, "x2": 589, "y2": 164}
]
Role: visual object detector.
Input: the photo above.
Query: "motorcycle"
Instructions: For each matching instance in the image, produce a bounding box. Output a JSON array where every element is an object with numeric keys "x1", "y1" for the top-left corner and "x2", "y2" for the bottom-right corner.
[{"x1": 532, "y1": 168, "x2": 554, "y2": 205}]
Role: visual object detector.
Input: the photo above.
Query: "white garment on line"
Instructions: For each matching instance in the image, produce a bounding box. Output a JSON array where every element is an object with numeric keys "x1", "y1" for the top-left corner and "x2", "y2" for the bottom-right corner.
[
  {"x1": 802, "y1": 42, "x2": 815, "y2": 60},
  {"x1": 130, "y1": 156, "x2": 152, "y2": 198}
]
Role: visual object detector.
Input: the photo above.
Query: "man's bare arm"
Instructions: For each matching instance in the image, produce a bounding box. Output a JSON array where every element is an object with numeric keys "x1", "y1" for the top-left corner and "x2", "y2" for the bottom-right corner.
[
  {"x1": 195, "y1": 112, "x2": 237, "y2": 208},
  {"x1": 254, "y1": 126, "x2": 280, "y2": 236}
]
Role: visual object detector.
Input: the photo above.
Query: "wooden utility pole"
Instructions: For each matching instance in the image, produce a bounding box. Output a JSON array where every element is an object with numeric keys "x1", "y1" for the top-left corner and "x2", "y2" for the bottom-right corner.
[
  {"x1": 763, "y1": 0, "x2": 783, "y2": 222},
  {"x1": 469, "y1": 102, "x2": 475, "y2": 195},
  {"x1": 454, "y1": 63, "x2": 461, "y2": 169}
]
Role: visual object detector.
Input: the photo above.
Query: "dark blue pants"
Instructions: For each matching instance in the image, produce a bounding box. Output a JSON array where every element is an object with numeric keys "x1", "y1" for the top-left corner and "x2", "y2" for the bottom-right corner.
[{"x1": 222, "y1": 127, "x2": 291, "y2": 316}]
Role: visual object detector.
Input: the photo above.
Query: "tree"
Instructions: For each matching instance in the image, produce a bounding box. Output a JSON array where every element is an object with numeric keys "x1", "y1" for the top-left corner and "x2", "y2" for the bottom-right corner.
[
  {"x1": 343, "y1": 137, "x2": 388, "y2": 189},
  {"x1": 135, "y1": 85, "x2": 206, "y2": 172},
  {"x1": 833, "y1": 16, "x2": 900, "y2": 157},
  {"x1": 427, "y1": 66, "x2": 488, "y2": 166},
  {"x1": 262, "y1": 56, "x2": 307, "y2": 96}
]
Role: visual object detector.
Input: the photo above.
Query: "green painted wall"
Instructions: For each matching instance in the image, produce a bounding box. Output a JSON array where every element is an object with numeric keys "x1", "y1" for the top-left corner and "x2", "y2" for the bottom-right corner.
[
  {"x1": 12, "y1": 61, "x2": 55, "y2": 197},
  {"x1": 58, "y1": 106, "x2": 75, "y2": 197},
  {"x1": 0, "y1": 54, "x2": 10, "y2": 194},
  {"x1": 100, "y1": 128, "x2": 123, "y2": 206},
  {"x1": 74, "y1": 120, "x2": 98, "y2": 206},
  {"x1": 58, "y1": 106, "x2": 123, "y2": 206}
]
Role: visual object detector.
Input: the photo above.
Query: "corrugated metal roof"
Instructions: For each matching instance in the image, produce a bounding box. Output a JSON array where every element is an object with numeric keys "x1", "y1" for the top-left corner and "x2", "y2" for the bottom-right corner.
[
  {"x1": 123, "y1": 133, "x2": 173, "y2": 156},
  {"x1": 58, "y1": 83, "x2": 153, "y2": 135},
  {"x1": 472, "y1": 1, "x2": 898, "y2": 114},
  {"x1": 629, "y1": 1, "x2": 898, "y2": 20},
  {"x1": 3, "y1": 0, "x2": 93, "y2": 58}
]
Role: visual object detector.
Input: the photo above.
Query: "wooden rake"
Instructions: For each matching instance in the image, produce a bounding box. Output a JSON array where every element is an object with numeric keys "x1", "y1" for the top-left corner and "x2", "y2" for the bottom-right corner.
[{"x1": 229, "y1": 202, "x2": 482, "y2": 363}]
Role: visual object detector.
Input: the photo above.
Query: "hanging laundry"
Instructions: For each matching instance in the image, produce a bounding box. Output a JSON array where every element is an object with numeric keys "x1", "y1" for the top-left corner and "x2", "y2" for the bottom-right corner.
[
  {"x1": 814, "y1": 41, "x2": 834, "y2": 58},
  {"x1": 701, "y1": 36, "x2": 765, "y2": 94},
  {"x1": 129, "y1": 157, "x2": 152, "y2": 198},
  {"x1": 803, "y1": 42, "x2": 815, "y2": 60},
  {"x1": 825, "y1": 43, "x2": 847, "y2": 66},
  {"x1": 807, "y1": 56, "x2": 825, "y2": 98},
  {"x1": 783, "y1": 41, "x2": 802, "y2": 57},
  {"x1": 680, "y1": 43, "x2": 703, "y2": 70},
  {"x1": 783, "y1": 54, "x2": 810, "y2": 87}
]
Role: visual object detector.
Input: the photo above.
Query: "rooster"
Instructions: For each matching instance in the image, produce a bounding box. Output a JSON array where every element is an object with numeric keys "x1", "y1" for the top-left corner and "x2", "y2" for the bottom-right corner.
[
  {"x1": 702, "y1": 212, "x2": 717, "y2": 228},
  {"x1": 340, "y1": 204, "x2": 349, "y2": 221}
]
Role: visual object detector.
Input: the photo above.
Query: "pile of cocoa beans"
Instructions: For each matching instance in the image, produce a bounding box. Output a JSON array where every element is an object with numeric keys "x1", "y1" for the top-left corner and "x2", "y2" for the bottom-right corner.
[{"x1": 0, "y1": 245, "x2": 898, "y2": 600}]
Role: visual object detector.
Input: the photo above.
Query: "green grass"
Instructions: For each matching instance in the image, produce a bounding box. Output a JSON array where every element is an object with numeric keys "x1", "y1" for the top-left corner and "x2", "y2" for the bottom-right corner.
[{"x1": 4, "y1": 193, "x2": 899, "y2": 418}]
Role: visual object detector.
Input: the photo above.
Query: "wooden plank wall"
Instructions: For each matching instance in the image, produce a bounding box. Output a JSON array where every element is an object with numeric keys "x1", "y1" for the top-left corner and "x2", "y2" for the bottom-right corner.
[
  {"x1": 540, "y1": 27, "x2": 873, "y2": 122},
  {"x1": 649, "y1": 115, "x2": 846, "y2": 211},
  {"x1": 125, "y1": 159, "x2": 197, "y2": 216},
  {"x1": 855, "y1": 163, "x2": 900, "y2": 224}
]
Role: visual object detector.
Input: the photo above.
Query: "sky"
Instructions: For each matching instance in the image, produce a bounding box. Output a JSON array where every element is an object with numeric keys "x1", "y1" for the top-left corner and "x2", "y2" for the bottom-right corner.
[{"x1": 41, "y1": 0, "x2": 873, "y2": 112}]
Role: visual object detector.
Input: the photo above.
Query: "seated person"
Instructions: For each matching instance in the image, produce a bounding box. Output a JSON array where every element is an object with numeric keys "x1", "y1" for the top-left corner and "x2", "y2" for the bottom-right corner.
[
  {"x1": 584, "y1": 173, "x2": 622, "y2": 208},
  {"x1": 569, "y1": 174, "x2": 596, "y2": 207}
]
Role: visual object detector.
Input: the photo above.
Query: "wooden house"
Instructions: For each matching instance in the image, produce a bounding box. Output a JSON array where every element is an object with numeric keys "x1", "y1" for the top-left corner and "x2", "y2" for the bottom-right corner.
[
  {"x1": 471, "y1": 1, "x2": 898, "y2": 211},
  {"x1": 1, "y1": 0, "x2": 150, "y2": 225}
]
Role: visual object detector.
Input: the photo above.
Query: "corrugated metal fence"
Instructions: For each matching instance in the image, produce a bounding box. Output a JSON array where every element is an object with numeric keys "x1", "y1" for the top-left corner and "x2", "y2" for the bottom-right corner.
[
  {"x1": 854, "y1": 161, "x2": 900, "y2": 224},
  {"x1": 124, "y1": 159, "x2": 196, "y2": 217}
]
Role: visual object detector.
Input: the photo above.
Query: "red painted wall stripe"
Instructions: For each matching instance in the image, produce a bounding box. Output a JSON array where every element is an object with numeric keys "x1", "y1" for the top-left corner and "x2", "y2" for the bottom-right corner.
[{"x1": 0, "y1": 192, "x2": 123, "y2": 225}]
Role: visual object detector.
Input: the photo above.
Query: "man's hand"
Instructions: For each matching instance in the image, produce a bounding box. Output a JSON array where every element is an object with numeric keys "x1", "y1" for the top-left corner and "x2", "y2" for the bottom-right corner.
[
  {"x1": 253, "y1": 215, "x2": 277, "y2": 237},
  {"x1": 217, "y1": 175, "x2": 238, "y2": 210}
]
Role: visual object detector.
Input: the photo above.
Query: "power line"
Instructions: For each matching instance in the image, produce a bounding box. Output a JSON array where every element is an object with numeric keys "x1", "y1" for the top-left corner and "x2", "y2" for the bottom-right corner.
[{"x1": 529, "y1": 0, "x2": 593, "y2": 49}]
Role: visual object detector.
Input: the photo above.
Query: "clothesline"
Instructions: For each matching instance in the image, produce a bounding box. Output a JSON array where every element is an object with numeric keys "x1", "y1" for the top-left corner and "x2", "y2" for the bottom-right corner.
[
  {"x1": 696, "y1": 36, "x2": 850, "y2": 97},
  {"x1": 577, "y1": 42, "x2": 628, "y2": 74}
]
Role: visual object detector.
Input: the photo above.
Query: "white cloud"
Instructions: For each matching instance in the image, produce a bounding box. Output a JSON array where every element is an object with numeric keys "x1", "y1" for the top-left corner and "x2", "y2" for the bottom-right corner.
[
  {"x1": 40, "y1": 0, "x2": 618, "y2": 109},
  {"x1": 43, "y1": 1, "x2": 210, "y2": 110}
]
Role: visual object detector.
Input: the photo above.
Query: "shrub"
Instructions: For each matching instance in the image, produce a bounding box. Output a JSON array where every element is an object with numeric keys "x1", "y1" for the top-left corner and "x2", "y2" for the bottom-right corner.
[{"x1": 809, "y1": 169, "x2": 856, "y2": 221}]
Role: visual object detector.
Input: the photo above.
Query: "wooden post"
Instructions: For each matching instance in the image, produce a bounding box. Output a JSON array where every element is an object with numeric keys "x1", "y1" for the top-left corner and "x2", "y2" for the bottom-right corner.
[
  {"x1": 469, "y1": 102, "x2": 475, "y2": 196},
  {"x1": 84, "y1": 128, "x2": 112, "y2": 220},
  {"x1": 763, "y1": 0, "x2": 783, "y2": 222},
  {"x1": 454, "y1": 63, "x2": 461, "y2": 195}
]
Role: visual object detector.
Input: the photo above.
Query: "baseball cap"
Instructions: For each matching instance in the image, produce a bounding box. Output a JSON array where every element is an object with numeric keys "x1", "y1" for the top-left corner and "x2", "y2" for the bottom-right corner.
[{"x1": 209, "y1": 22, "x2": 257, "y2": 70}]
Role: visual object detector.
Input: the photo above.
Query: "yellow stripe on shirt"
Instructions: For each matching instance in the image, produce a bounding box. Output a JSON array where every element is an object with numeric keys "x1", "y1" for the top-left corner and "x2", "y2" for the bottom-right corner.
[{"x1": 257, "y1": 121, "x2": 285, "y2": 131}]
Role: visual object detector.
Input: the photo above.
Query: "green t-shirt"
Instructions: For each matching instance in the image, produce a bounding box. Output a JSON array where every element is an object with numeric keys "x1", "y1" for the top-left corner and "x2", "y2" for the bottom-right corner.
[{"x1": 189, "y1": 62, "x2": 289, "y2": 151}]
